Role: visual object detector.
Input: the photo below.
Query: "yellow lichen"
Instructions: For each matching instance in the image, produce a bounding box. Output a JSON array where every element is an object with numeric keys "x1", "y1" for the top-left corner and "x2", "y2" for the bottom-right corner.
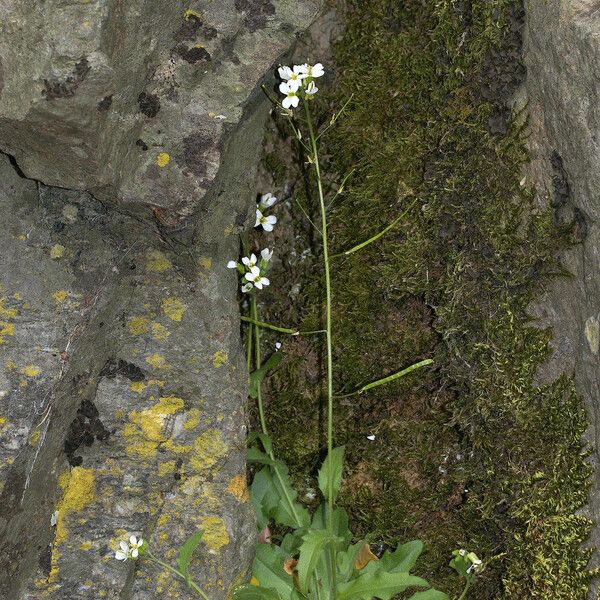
[
  {"x1": 200, "y1": 516, "x2": 230, "y2": 553},
  {"x1": 162, "y1": 439, "x2": 192, "y2": 454},
  {"x1": 161, "y1": 297, "x2": 186, "y2": 322},
  {"x1": 21, "y1": 365, "x2": 41, "y2": 377},
  {"x1": 189, "y1": 430, "x2": 227, "y2": 472},
  {"x1": 199, "y1": 256, "x2": 212, "y2": 270},
  {"x1": 50, "y1": 244, "x2": 65, "y2": 259},
  {"x1": 128, "y1": 316, "x2": 150, "y2": 335},
  {"x1": 152, "y1": 322, "x2": 171, "y2": 340},
  {"x1": 52, "y1": 290, "x2": 68, "y2": 306},
  {"x1": 130, "y1": 381, "x2": 147, "y2": 394},
  {"x1": 212, "y1": 350, "x2": 228, "y2": 369},
  {"x1": 223, "y1": 225, "x2": 234, "y2": 237},
  {"x1": 250, "y1": 576, "x2": 260, "y2": 586},
  {"x1": 184, "y1": 408, "x2": 201, "y2": 430},
  {"x1": 29, "y1": 429, "x2": 41, "y2": 446},
  {"x1": 146, "y1": 250, "x2": 172, "y2": 273},
  {"x1": 227, "y1": 474, "x2": 250, "y2": 502},
  {"x1": 0, "y1": 321, "x2": 15, "y2": 345},
  {"x1": 184, "y1": 8, "x2": 202, "y2": 20},
  {"x1": 158, "y1": 460, "x2": 176, "y2": 477},
  {"x1": 145, "y1": 353, "x2": 170, "y2": 370},
  {"x1": 0, "y1": 416, "x2": 6, "y2": 426},
  {"x1": 0, "y1": 296, "x2": 18, "y2": 345},
  {"x1": 156, "y1": 152, "x2": 171, "y2": 167},
  {"x1": 79, "y1": 541, "x2": 92, "y2": 551}
]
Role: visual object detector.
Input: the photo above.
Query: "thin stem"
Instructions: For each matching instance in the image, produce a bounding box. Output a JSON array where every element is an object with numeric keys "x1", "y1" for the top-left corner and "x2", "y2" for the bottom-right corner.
[
  {"x1": 246, "y1": 321, "x2": 253, "y2": 373},
  {"x1": 330, "y1": 199, "x2": 416, "y2": 259},
  {"x1": 241, "y1": 315, "x2": 325, "y2": 336},
  {"x1": 295, "y1": 197, "x2": 323, "y2": 234},
  {"x1": 251, "y1": 294, "x2": 304, "y2": 528},
  {"x1": 304, "y1": 97, "x2": 337, "y2": 599},
  {"x1": 146, "y1": 552, "x2": 211, "y2": 600},
  {"x1": 458, "y1": 579, "x2": 471, "y2": 600}
]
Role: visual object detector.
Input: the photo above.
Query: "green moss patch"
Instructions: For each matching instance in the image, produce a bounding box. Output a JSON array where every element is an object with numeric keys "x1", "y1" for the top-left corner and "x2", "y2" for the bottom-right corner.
[{"x1": 255, "y1": 0, "x2": 594, "y2": 597}]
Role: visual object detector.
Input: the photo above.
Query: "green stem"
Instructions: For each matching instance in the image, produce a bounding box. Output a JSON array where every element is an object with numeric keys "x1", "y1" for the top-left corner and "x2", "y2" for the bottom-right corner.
[
  {"x1": 250, "y1": 294, "x2": 304, "y2": 528},
  {"x1": 331, "y1": 199, "x2": 416, "y2": 259},
  {"x1": 241, "y1": 315, "x2": 325, "y2": 336},
  {"x1": 304, "y1": 96, "x2": 337, "y2": 599},
  {"x1": 457, "y1": 578, "x2": 471, "y2": 600},
  {"x1": 146, "y1": 552, "x2": 210, "y2": 600}
]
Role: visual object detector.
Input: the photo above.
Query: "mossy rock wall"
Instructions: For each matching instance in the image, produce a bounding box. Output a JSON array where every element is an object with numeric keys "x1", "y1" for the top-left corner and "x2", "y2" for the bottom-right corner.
[{"x1": 255, "y1": 0, "x2": 595, "y2": 598}]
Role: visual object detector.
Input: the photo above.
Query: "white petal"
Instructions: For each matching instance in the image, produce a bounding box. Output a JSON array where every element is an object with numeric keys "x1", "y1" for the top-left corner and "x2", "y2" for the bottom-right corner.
[
  {"x1": 290, "y1": 95, "x2": 300, "y2": 108},
  {"x1": 241, "y1": 256, "x2": 251, "y2": 266},
  {"x1": 129, "y1": 535, "x2": 137, "y2": 546},
  {"x1": 261, "y1": 248, "x2": 272, "y2": 260},
  {"x1": 241, "y1": 283, "x2": 253, "y2": 293},
  {"x1": 254, "y1": 280, "x2": 263, "y2": 290},
  {"x1": 286, "y1": 79, "x2": 300, "y2": 92},
  {"x1": 263, "y1": 196, "x2": 277, "y2": 208},
  {"x1": 266, "y1": 215, "x2": 277, "y2": 225},
  {"x1": 250, "y1": 253, "x2": 257, "y2": 264},
  {"x1": 296, "y1": 63, "x2": 309, "y2": 75},
  {"x1": 255, "y1": 209, "x2": 263, "y2": 227},
  {"x1": 262, "y1": 222, "x2": 273, "y2": 232},
  {"x1": 312, "y1": 63, "x2": 325, "y2": 77},
  {"x1": 279, "y1": 81, "x2": 291, "y2": 95},
  {"x1": 275, "y1": 342, "x2": 282, "y2": 350},
  {"x1": 131, "y1": 548, "x2": 139, "y2": 558},
  {"x1": 115, "y1": 550, "x2": 127, "y2": 561},
  {"x1": 249, "y1": 266, "x2": 261, "y2": 277},
  {"x1": 260, "y1": 277, "x2": 270, "y2": 287},
  {"x1": 282, "y1": 96, "x2": 293, "y2": 109},
  {"x1": 227, "y1": 260, "x2": 237, "y2": 269},
  {"x1": 278, "y1": 66, "x2": 292, "y2": 80},
  {"x1": 367, "y1": 434, "x2": 376, "y2": 441},
  {"x1": 136, "y1": 539, "x2": 144, "y2": 547},
  {"x1": 120, "y1": 541, "x2": 129, "y2": 552}
]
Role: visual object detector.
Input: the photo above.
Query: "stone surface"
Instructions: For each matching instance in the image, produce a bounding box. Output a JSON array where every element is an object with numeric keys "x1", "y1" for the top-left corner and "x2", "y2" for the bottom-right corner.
[
  {"x1": 0, "y1": 0, "x2": 321, "y2": 598},
  {"x1": 522, "y1": 0, "x2": 600, "y2": 581},
  {"x1": 0, "y1": 0, "x2": 320, "y2": 216}
]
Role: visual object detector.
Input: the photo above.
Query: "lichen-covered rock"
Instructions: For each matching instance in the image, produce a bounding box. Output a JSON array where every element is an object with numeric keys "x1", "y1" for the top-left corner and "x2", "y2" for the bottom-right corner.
[
  {"x1": 0, "y1": 0, "x2": 320, "y2": 216},
  {"x1": 0, "y1": 1, "x2": 321, "y2": 598},
  {"x1": 522, "y1": 0, "x2": 600, "y2": 575}
]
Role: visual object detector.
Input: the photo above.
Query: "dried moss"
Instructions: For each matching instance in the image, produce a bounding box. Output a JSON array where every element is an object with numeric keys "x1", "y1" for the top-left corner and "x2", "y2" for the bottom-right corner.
[{"x1": 254, "y1": 0, "x2": 593, "y2": 597}]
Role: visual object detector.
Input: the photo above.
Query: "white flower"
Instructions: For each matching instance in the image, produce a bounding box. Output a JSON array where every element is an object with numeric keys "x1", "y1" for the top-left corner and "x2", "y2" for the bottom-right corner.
[
  {"x1": 259, "y1": 193, "x2": 277, "y2": 210},
  {"x1": 305, "y1": 81, "x2": 318, "y2": 96},
  {"x1": 247, "y1": 266, "x2": 270, "y2": 290},
  {"x1": 242, "y1": 254, "x2": 258, "y2": 268},
  {"x1": 261, "y1": 248, "x2": 273, "y2": 261},
  {"x1": 279, "y1": 82, "x2": 299, "y2": 109},
  {"x1": 275, "y1": 342, "x2": 282, "y2": 350},
  {"x1": 366, "y1": 434, "x2": 376, "y2": 441},
  {"x1": 255, "y1": 209, "x2": 277, "y2": 232},
  {"x1": 241, "y1": 282, "x2": 253, "y2": 293},
  {"x1": 115, "y1": 535, "x2": 144, "y2": 561},
  {"x1": 299, "y1": 62, "x2": 325, "y2": 78},
  {"x1": 278, "y1": 65, "x2": 306, "y2": 91},
  {"x1": 227, "y1": 260, "x2": 238, "y2": 269}
]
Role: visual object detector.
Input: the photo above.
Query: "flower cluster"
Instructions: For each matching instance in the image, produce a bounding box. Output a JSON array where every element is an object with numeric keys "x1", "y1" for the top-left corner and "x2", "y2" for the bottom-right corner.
[
  {"x1": 228, "y1": 248, "x2": 272, "y2": 293},
  {"x1": 255, "y1": 192, "x2": 277, "y2": 232},
  {"x1": 450, "y1": 549, "x2": 483, "y2": 576},
  {"x1": 278, "y1": 62, "x2": 324, "y2": 109},
  {"x1": 115, "y1": 535, "x2": 145, "y2": 561}
]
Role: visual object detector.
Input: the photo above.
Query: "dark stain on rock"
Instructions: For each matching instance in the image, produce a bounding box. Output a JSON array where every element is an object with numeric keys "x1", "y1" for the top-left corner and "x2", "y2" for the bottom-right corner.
[
  {"x1": 99, "y1": 358, "x2": 145, "y2": 382},
  {"x1": 181, "y1": 132, "x2": 212, "y2": 177},
  {"x1": 0, "y1": 58, "x2": 4, "y2": 99},
  {"x1": 221, "y1": 37, "x2": 241, "y2": 65},
  {"x1": 573, "y1": 207, "x2": 588, "y2": 242},
  {"x1": 42, "y1": 57, "x2": 91, "y2": 100},
  {"x1": 174, "y1": 44, "x2": 212, "y2": 65},
  {"x1": 97, "y1": 95, "x2": 113, "y2": 111},
  {"x1": 136, "y1": 139, "x2": 149, "y2": 151},
  {"x1": 39, "y1": 545, "x2": 52, "y2": 576},
  {"x1": 550, "y1": 150, "x2": 570, "y2": 208},
  {"x1": 235, "y1": 0, "x2": 275, "y2": 31},
  {"x1": 174, "y1": 16, "x2": 202, "y2": 41},
  {"x1": 64, "y1": 399, "x2": 110, "y2": 467},
  {"x1": 138, "y1": 91, "x2": 160, "y2": 118}
]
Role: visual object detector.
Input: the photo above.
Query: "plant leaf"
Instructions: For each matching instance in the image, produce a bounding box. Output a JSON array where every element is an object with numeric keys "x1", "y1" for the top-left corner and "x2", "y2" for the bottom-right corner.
[
  {"x1": 337, "y1": 542, "x2": 367, "y2": 582},
  {"x1": 408, "y1": 589, "x2": 450, "y2": 600},
  {"x1": 354, "y1": 542, "x2": 379, "y2": 570},
  {"x1": 249, "y1": 353, "x2": 283, "y2": 399},
  {"x1": 176, "y1": 529, "x2": 204, "y2": 585},
  {"x1": 252, "y1": 543, "x2": 295, "y2": 599},
  {"x1": 317, "y1": 446, "x2": 345, "y2": 502},
  {"x1": 378, "y1": 540, "x2": 423, "y2": 574},
  {"x1": 249, "y1": 467, "x2": 279, "y2": 530},
  {"x1": 311, "y1": 504, "x2": 352, "y2": 548},
  {"x1": 296, "y1": 529, "x2": 331, "y2": 593},
  {"x1": 234, "y1": 584, "x2": 285, "y2": 600},
  {"x1": 247, "y1": 447, "x2": 277, "y2": 465},
  {"x1": 337, "y1": 571, "x2": 429, "y2": 600}
]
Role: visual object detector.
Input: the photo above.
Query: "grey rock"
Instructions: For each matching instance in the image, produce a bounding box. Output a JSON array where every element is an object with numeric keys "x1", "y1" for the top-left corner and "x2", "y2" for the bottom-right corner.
[
  {"x1": 523, "y1": 0, "x2": 600, "y2": 583},
  {"x1": 0, "y1": 0, "x2": 321, "y2": 597}
]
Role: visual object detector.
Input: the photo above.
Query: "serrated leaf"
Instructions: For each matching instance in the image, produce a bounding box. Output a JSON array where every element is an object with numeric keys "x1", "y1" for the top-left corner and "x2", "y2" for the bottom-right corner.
[
  {"x1": 317, "y1": 446, "x2": 345, "y2": 502},
  {"x1": 296, "y1": 529, "x2": 331, "y2": 593},
  {"x1": 252, "y1": 543, "x2": 295, "y2": 599},
  {"x1": 176, "y1": 529, "x2": 204, "y2": 585},
  {"x1": 408, "y1": 589, "x2": 450, "y2": 600},
  {"x1": 378, "y1": 540, "x2": 423, "y2": 574},
  {"x1": 249, "y1": 467, "x2": 279, "y2": 530},
  {"x1": 249, "y1": 353, "x2": 283, "y2": 399},
  {"x1": 337, "y1": 571, "x2": 429, "y2": 600},
  {"x1": 234, "y1": 584, "x2": 285, "y2": 600}
]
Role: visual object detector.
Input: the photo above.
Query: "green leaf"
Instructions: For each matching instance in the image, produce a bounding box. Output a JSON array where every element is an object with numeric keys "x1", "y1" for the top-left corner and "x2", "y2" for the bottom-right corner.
[
  {"x1": 247, "y1": 447, "x2": 277, "y2": 465},
  {"x1": 234, "y1": 585, "x2": 285, "y2": 600},
  {"x1": 248, "y1": 432, "x2": 274, "y2": 455},
  {"x1": 249, "y1": 353, "x2": 283, "y2": 399},
  {"x1": 176, "y1": 529, "x2": 204, "y2": 585},
  {"x1": 337, "y1": 542, "x2": 368, "y2": 581},
  {"x1": 408, "y1": 590, "x2": 449, "y2": 600},
  {"x1": 252, "y1": 543, "x2": 295, "y2": 599},
  {"x1": 378, "y1": 540, "x2": 423, "y2": 574},
  {"x1": 337, "y1": 571, "x2": 429, "y2": 600},
  {"x1": 317, "y1": 446, "x2": 345, "y2": 502},
  {"x1": 311, "y1": 504, "x2": 352, "y2": 548},
  {"x1": 249, "y1": 467, "x2": 279, "y2": 530},
  {"x1": 296, "y1": 529, "x2": 331, "y2": 593}
]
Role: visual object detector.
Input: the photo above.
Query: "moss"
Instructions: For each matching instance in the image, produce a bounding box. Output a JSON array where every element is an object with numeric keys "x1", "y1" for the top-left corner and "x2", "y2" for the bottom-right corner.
[{"x1": 255, "y1": 0, "x2": 593, "y2": 597}]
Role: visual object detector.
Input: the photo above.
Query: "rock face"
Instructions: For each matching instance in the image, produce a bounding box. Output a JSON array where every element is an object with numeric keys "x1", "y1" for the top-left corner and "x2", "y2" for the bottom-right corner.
[
  {"x1": 0, "y1": 1, "x2": 320, "y2": 598},
  {"x1": 523, "y1": 0, "x2": 600, "y2": 578}
]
